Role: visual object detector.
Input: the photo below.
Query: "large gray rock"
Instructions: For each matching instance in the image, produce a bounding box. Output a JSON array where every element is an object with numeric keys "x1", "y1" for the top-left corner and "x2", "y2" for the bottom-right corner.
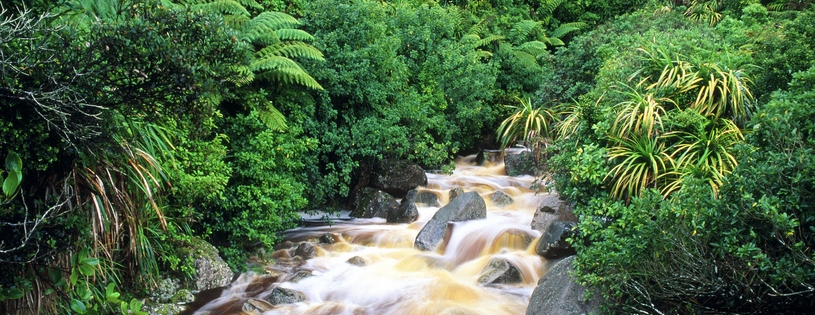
[
  {"x1": 351, "y1": 187, "x2": 398, "y2": 219},
  {"x1": 449, "y1": 187, "x2": 465, "y2": 201},
  {"x1": 294, "y1": 243, "x2": 317, "y2": 260},
  {"x1": 536, "y1": 221, "x2": 577, "y2": 259},
  {"x1": 266, "y1": 287, "x2": 308, "y2": 305},
  {"x1": 415, "y1": 191, "x2": 487, "y2": 251},
  {"x1": 372, "y1": 159, "x2": 428, "y2": 198},
  {"x1": 504, "y1": 151, "x2": 536, "y2": 176},
  {"x1": 388, "y1": 189, "x2": 419, "y2": 223},
  {"x1": 189, "y1": 238, "x2": 234, "y2": 291},
  {"x1": 477, "y1": 258, "x2": 523, "y2": 285},
  {"x1": 531, "y1": 194, "x2": 576, "y2": 232},
  {"x1": 526, "y1": 256, "x2": 601, "y2": 315},
  {"x1": 476, "y1": 149, "x2": 503, "y2": 166}
]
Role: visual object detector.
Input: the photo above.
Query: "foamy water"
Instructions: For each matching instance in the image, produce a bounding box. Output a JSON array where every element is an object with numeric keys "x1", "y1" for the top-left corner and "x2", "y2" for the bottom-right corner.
[{"x1": 189, "y1": 154, "x2": 551, "y2": 315}]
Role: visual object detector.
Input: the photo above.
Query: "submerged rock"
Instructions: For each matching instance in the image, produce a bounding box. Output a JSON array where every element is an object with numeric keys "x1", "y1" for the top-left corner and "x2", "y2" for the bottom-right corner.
[
  {"x1": 243, "y1": 298, "x2": 275, "y2": 314},
  {"x1": 504, "y1": 150, "x2": 536, "y2": 176},
  {"x1": 294, "y1": 243, "x2": 317, "y2": 260},
  {"x1": 319, "y1": 233, "x2": 335, "y2": 244},
  {"x1": 372, "y1": 159, "x2": 428, "y2": 198},
  {"x1": 477, "y1": 258, "x2": 523, "y2": 285},
  {"x1": 526, "y1": 256, "x2": 601, "y2": 315},
  {"x1": 415, "y1": 191, "x2": 487, "y2": 251},
  {"x1": 490, "y1": 191, "x2": 514, "y2": 207},
  {"x1": 536, "y1": 221, "x2": 577, "y2": 259},
  {"x1": 415, "y1": 190, "x2": 442, "y2": 207},
  {"x1": 347, "y1": 256, "x2": 367, "y2": 266},
  {"x1": 352, "y1": 187, "x2": 399, "y2": 219},
  {"x1": 266, "y1": 287, "x2": 308, "y2": 305}
]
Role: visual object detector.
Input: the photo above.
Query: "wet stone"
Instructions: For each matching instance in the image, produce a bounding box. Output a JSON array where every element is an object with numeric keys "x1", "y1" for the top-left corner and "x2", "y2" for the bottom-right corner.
[
  {"x1": 477, "y1": 258, "x2": 523, "y2": 285},
  {"x1": 289, "y1": 271, "x2": 313, "y2": 283},
  {"x1": 416, "y1": 191, "x2": 441, "y2": 207},
  {"x1": 346, "y1": 256, "x2": 367, "y2": 266},
  {"x1": 490, "y1": 191, "x2": 514, "y2": 207},
  {"x1": 294, "y1": 243, "x2": 317, "y2": 260},
  {"x1": 266, "y1": 287, "x2": 308, "y2": 305},
  {"x1": 319, "y1": 233, "x2": 335, "y2": 244},
  {"x1": 449, "y1": 187, "x2": 465, "y2": 201}
]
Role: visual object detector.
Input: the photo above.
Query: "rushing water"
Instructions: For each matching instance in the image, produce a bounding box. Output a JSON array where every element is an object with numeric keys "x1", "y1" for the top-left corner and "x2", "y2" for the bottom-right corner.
[{"x1": 187, "y1": 154, "x2": 552, "y2": 315}]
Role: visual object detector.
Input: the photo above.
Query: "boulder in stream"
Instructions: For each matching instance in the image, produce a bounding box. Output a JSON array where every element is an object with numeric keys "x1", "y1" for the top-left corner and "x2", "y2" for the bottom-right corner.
[
  {"x1": 416, "y1": 190, "x2": 441, "y2": 207},
  {"x1": 477, "y1": 258, "x2": 523, "y2": 285},
  {"x1": 347, "y1": 256, "x2": 367, "y2": 266},
  {"x1": 504, "y1": 150, "x2": 536, "y2": 176},
  {"x1": 188, "y1": 238, "x2": 234, "y2": 291},
  {"x1": 372, "y1": 159, "x2": 428, "y2": 198},
  {"x1": 414, "y1": 191, "x2": 487, "y2": 251},
  {"x1": 266, "y1": 287, "x2": 308, "y2": 305},
  {"x1": 526, "y1": 256, "x2": 601, "y2": 315},
  {"x1": 536, "y1": 221, "x2": 577, "y2": 259},
  {"x1": 294, "y1": 243, "x2": 317, "y2": 260},
  {"x1": 531, "y1": 194, "x2": 576, "y2": 232},
  {"x1": 388, "y1": 189, "x2": 419, "y2": 223},
  {"x1": 351, "y1": 187, "x2": 398, "y2": 219},
  {"x1": 490, "y1": 191, "x2": 514, "y2": 207},
  {"x1": 449, "y1": 187, "x2": 465, "y2": 201}
]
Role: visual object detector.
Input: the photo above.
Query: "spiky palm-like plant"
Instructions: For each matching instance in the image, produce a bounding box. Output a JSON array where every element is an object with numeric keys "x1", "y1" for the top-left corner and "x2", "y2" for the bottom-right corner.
[
  {"x1": 684, "y1": 0, "x2": 723, "y2": 26},
  {"x1": 496, "y1": 97, "x2": 557, "y2": 151},
  {"x1": 662, "y1": 118, "x2": 743, "y2": 197},
  {"x1": 690, "y1": 62, "x2": 754, "y2": 121},
  {"x1": 606, "y1": 132, "x2": 675, "y2": 200},
  {"x1": 612, "y1": 86, "x2": 673, "y2": 138}
]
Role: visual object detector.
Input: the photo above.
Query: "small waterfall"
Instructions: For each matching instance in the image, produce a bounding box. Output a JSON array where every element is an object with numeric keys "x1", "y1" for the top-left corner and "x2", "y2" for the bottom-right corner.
[{"x1": 186, "y1": 154, "x2": 550, "y2": 315}]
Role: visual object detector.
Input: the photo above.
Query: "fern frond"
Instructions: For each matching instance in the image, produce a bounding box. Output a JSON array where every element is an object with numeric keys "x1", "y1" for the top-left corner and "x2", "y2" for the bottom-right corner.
[
  {"x1": 510, "y1": 20, "x2": 540, "y2": 44},
  {"x1": 467, "y1": 15, "x2": 495, "y2": 36},
  {"x1": 512, "y1": 50, "x2": 540, "y2": 68},
  {"x1": 225, "y1": 65, "x2": 254, "y2": 86},
  {"x1": 550, "y1": 22, "x2": 585, "y2": 38},
  {"x1": 224, "y1": 14, "x2": 251, "y2": 30},
  {"x1": 251, "y1": 56, "x2": 324, "y2": 90},
  {"x1": 246, "y1": 11, "x2": 301, "y2": 30},
  {"x1": 516, "y1": 40, "x2": 548, "y2": 56},
  {"x1": 191, "y1": 0, "x2": 249, "y2": 16},
  {"x1": 474, "y1": 50, "x2": 493, "y2": 59},
  {"x1": 257, "y1": 42, "x2": 325, "y2": 61},
  {"x1": 275, "y1": 29, "x2": 315, "y2": 42},
  {"x1": 258, "y1": 102, "x2": 288, "y2": 131},
  {"x1": 544, "y1": 37, "x2": 565, "y2": 47},
  {"x1": 474, "y1": 34, "x2": 505, "y2": 48},
  {"x1": 541, "y1": 0, "x2": 565, "y2": 14},
  {"x1": 236, "y1": 0, "x2": 263, "y2": 10}
]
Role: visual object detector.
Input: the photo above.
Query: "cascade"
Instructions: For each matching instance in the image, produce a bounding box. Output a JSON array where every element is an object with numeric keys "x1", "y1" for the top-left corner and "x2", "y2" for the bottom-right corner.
[{"x1": 186, "y1": 154, "x2": 552, "y2": 315}]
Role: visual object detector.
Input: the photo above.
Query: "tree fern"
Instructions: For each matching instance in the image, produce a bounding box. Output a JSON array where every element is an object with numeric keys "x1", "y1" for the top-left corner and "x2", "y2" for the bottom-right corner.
[
  {"x1": 510, "y1": 20, "x2": 540, "y2": 45},
  {"x1": 550, "y1": 22, "x2": 586, "y2": 39},
  {"x1": 251, "y1": 57, "x2": 323, "y2": 90},
  {"x1": 190, "y1": 0, "x2": 249, "y2": 16},
  {"x1": 258, "y1": 102, "x2": 287, "y2": 131},
  {"x1": 540, "y1": 0, "x2": 565, "y2": 15}
]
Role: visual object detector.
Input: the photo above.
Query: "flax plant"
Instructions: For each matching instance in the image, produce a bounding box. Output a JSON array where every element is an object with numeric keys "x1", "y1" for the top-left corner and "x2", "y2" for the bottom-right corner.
[
  {"x1": 496, "y1": 97, "x2": 557, "y2": 151},
  {"x1": 606, "y1": 132, "x2": 675, "y2": 200}
]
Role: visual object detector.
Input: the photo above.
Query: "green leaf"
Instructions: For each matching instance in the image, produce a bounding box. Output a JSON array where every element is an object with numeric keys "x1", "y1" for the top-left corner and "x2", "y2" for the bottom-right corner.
[
  {"x1": 70, "y1": 299, "x2": 87, "y2": 314},
  {"x1": 78, "y1": 263, "x2": 95, "y2": 276},
  {"x1": 70, "y1": 268, "x2": 79, "y2": 286},
  {"x1": 3, "y1": 170, "x2": 19, "y2": 196},
  {"x1": 5, "y1": 152, "x2": 22, "y2": 172},
  {"x1": 5, "y1": 288, "x2": 24, "y2": 299}
]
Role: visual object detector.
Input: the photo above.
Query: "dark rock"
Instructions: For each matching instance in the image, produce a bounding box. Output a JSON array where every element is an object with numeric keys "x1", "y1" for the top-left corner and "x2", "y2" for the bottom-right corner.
[
  {"x1": 536, "y1": 221, "x2": 577, "y2": 259},
  {"x1": 415, "y1": 191, "x2": 487, "y2": 251},
  {"x1": 351, "y1": 187, "x2": 399, "y2": 219},
  {"x1": 243, "y1": 298, "x2": 275, "y2": 314},
  {"x1": 504, "y1": 150, "x2": 536, "y2": 176},
  {"x1": 294, "y1": 243, "x2": 317, "y2": 260},
  {"x1": 476, "y1": 149, "x2": 503, "y2": 166},
  {"x1": 145, "y1": 303, "x2": 186, "y2": 315},
  {"x1": 526, "y1": 256, "x2": 601, "y2": 315},
  {"x1": 387, "y1": 189, "x2": 419, "y2": 223},
  {"x1": 319, "y1": 233, "x2": 335, "y2": 244},
  {"x1": 477, "y1": 258, "x2": 523, "y2": 285},
  {"x1": 416, "y1": 191, "x2": 441, "y2": 207},
  {"x1": 449, "y1": 187, "x2": 465, "y2": 201},
  {"x1": 490, "y1": 191, "x2": 514, "y2": 207},
  {"x1": 372, "y1": 159, "x2": 428, "y2": 198},
  {"x1": 346, "y1": 256, "x2": 367, "y2": 266},
  {"x1": 266, "y1": 287, "x2": 308, "y2": 305},
  {"x1": 531, "y1": 194, "x2": 576, "y2": 232}
]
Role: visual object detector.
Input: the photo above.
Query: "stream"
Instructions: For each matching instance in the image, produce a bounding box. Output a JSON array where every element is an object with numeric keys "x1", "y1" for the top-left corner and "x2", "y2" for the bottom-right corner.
[{"x1": 187, "y1": 154, "x2": 552, "y2": 315}]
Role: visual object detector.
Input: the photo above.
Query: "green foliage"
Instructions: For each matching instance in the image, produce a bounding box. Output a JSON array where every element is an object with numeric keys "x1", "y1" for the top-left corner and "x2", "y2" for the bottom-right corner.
[{"x1": 496, "y1": 97, "x2": 556, "y2": 150}]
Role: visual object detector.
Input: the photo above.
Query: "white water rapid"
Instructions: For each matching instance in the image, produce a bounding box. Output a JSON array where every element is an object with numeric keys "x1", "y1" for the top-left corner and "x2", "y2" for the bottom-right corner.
[{"x1": 187, "y1": 154, "x2": 553, "y2": 315}]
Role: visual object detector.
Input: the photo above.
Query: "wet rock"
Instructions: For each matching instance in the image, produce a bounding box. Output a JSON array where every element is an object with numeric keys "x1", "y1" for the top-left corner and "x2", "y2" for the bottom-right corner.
[
  {"x1": 170, "y1": 289, "x2": 194, "y2": 303},
  {"x1": 415, "y1": 191, "x2": 487, "y2": 251},
  {"x1": 416, "y1": 191, "x2": 441, "y2": 207},
  {"x1": 319, "y1": 233, "x2": 335, "y2": 244},
  {"x1": 289, "y1": 270, "x2": 313, "y2": 283},
  {"x1": 526, "y1": 256, "x2": 601, "y2": 315},
  {"x1": 531, "y1": 194, "x2": 576, "y2": 232},
  {"x1": 243, "y1": 298, "x2": 275, "y2": 314},
  {"x1": 388, "y1": 189, "x2": 419, "y2": 223},
  {"x1": 273, "y1": 241, "x2": 294, "y2": 251},
  {"x1": 449, "y1": 187, "x2": 465, "y2": 201},
  {"x1": 188, "y1": 238, "x2": 234, "y2": 291},
  {"x1": 372, "y1": 159, "x2": 428, "y2": 198},
  {"x1": 477, "y1": 258, "x2": 523, "y2": 285},
  {"x1": 294, "y1": 243, "x2": 317, "y2": 260},
  {"x1": 536, "y1": 221, "x2": 577, "y2": 259},
  {"x1": 346, "y1": 256, "x2": 367, "y2": 266},
  {"x1": 490, "y1": 191, "x2": 514, "y2": 207},
  {"x1": 150, "y1": 278, "x2": 180, "y2": 303},
  {"x1": 351, "y1": 187, "x2": 399, "y2": 219},
  {"x1": 476, "y1": 149, "x2": 503, "y2": 166},
  {"x1": 266, "y1": 287, "x2": 308, "y2": 305},
  {"x1": 504, "y1": 150, "x2": 536, "y2": 176}
]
